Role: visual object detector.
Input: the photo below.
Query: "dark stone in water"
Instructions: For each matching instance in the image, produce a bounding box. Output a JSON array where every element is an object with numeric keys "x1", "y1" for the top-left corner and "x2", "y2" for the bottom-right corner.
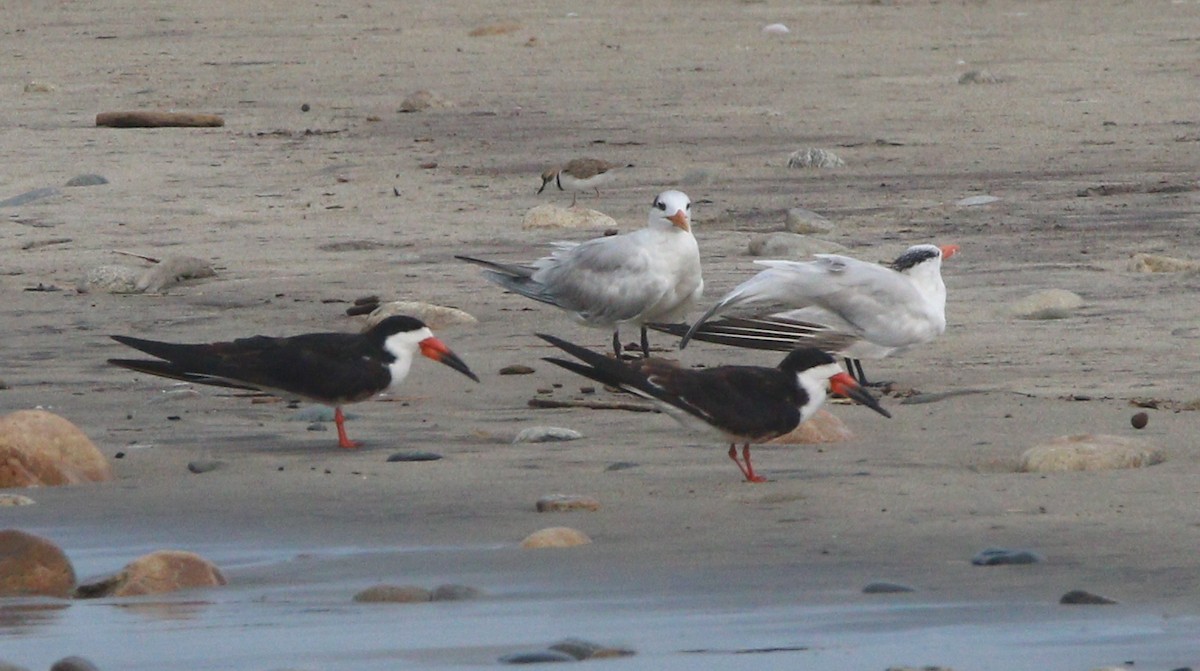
[
  {"x1": 1060, "y1": 589, "x2": 1118, "y2": 605},
  {"x1": 431, "y1": 583, "x2": 485, "y2": 601},
  {"x1": 498, "y1": 650, "x2": 577, "y2": 664},
  {"x1": 548, "y1": 638, "x2": 635, "y2": 660},
  {"x1": 387, "y1": 451, "x2": 443, "y2": 462},
  {"x1": 863, "y1": 581, "x2": 916, "y2": 594},
  {"x1": 0, "y1": 659, "x2": 32, "y2": 671},
  {"x1": 971, "y1": 547, "x2": 1044, "y2": 566},
  {"x1": 0, "y1": 187, "x2": 59, "y2": 208},
  {"x1": 64, "y1": 174, "x2": 109, "y2": 187},
  {"x1": 50, "y1": 656, "x2": 101, "y2": 671}
]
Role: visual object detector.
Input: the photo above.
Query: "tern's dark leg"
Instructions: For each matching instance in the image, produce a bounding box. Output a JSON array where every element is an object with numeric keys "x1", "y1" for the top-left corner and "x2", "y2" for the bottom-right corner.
[
  {"x1": 612, "y1": 329, "x2": 622, "y2": 357},
  {"x1": 640, "y1": 326, "x2": 650, "y2": 359}
]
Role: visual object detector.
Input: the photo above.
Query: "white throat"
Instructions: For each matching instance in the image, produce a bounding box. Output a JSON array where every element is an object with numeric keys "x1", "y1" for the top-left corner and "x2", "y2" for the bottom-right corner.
[
  {"x1": 381, "y1": 326, "x2": 433, "y2": 390},
  {"x1": 795, "y1": 362, "x2": 842, "y2": 423}
]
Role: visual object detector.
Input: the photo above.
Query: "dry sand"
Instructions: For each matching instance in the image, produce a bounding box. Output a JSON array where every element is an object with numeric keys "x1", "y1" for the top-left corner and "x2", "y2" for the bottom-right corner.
[{"x1": 3, "y1": 1, "x2": 1200, "y2": 668}]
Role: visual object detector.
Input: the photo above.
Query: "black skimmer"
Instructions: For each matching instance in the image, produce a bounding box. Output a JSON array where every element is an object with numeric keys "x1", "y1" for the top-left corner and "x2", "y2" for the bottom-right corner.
[
  {"x1": 536, "y1": 333, "x2": 891, "y2": 483},
  {"x1": 108, "y1": 315, "x2": 479, "y2": 449},
  {"x1": 657, "y1": 243, "x2": 957, "y2": 385},
  {"x1": 457, "y1": 190, "x2": 703, "y2": 358},
  {"x1": 538, "y1": 158, "x2": 632, "y2": 207}
]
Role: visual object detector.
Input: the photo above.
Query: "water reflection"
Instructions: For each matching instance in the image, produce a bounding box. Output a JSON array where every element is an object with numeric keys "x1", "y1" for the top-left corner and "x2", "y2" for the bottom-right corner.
[{"x1": 0, "y1": 601, "x2": 69, "y2": 635}]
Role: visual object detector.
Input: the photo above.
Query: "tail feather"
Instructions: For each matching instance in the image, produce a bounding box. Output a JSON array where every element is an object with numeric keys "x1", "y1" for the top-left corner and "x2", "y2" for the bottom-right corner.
[
  {"x1": 536, "y1": 333, "x2": 657, "y2": 399},
  {"x1": 456, "y1": 254, "x2": 560, "y2": 307}
]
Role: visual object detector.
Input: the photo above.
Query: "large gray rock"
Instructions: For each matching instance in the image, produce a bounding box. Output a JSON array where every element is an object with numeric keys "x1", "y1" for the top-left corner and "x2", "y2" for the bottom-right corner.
[
  {"x1": 1008, "y1": 289, "x2": 1083, "y2": 320},
  {"x1": 366, "y1": 301, "x2": 477, "y2": 330},
  {"x1": 522, "y1": 204, "x2": 618, "y2": 230}
]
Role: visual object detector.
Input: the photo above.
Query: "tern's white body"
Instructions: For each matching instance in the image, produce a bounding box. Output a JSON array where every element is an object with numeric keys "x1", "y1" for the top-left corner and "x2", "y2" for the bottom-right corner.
[
  {"x1": 681, "y1": 244, "x2": 956, "y2": 360},
  {"x1": 459, "y1": 190, "x2": 703, "y2": 354}
]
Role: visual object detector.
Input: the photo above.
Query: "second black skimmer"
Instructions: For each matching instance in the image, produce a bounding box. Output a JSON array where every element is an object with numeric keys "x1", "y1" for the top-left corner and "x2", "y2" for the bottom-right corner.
[
  {"x1": 536, "y1": 333, "x2": 891, "y2": 483},
  {"x1": 656, "y1": 243, "x2": 957, "y2": 385},
  {"x1": 457, "y1": 190, "x2": 703, "y2": 358},
  {"x1": 108, "y1": 315, "x2": 479, "y2": 449}
]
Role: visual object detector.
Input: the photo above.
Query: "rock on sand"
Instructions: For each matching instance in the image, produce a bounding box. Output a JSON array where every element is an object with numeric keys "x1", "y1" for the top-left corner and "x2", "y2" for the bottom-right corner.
[
  {"x1": 0, "y1": 410, "x2": 113, "y2": 488},
  {"x1": 1019, "y1": 434, "x2": 1164, "y2": 473}
]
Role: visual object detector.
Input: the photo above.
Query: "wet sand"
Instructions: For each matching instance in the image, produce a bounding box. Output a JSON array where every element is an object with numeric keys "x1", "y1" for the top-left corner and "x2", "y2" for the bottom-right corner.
[{"x1": 3, "y1": 1, "x2": 1200, "y2": 668}]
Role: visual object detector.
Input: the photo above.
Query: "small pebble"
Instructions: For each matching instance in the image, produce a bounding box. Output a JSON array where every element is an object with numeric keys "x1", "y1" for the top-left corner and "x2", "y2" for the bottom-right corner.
[
  {"x1": 956, "y1": 194, "x2": 1000, "y2": 206},
  {"x1": 499, "y1": 364, "x2": 536, "y2": 375},
  {"x1": 862, "y1": 581, "x2": 916, "y2": 594},
  {"x1": 431, "y1": 584, "x2": 486, "y2": 601},
  {"x1": 605, "y1": 462, "x2": 638, "y2": 471},
  {"x1": 186, "y1": 460, "x2": 225, "y2": 474},
  {"x1": 513, "y1": 426, "x2": 583, "y2": 443},
  {"x1": 50, "y1": 656, "x2": 101, "y2": 671},
  {"x1": 971, "y1": 547, "x2": 1043, "y2": 566},
  {"x1": 536, "y1": 494, "x2": 601, "y2": 512},
  {"x1": 306, "y1": 422, "x2": 328, "y2": 433},
  {"x1": 386, "y1": 450, "x2": 443, "y2": 462},
  {"x1": 301, "y1": 103, "x2": 311, "y2": 112},
  {"x1": 64, "y1": 174, "x2": 109, "y2": 187},
  {"x1": 1060, "y1": 589, "x2": 1118, "y2": 605},
  {"x1": 498, "y1": 650, "x2": 577, "y2": 664},
  {"x1": 353, "y1": 584, "x2": 431, "y2": 603},
  {"x1": 549, "y1": 639, "x2": 635, "y2": 660},
  {"x1": 1131, "y1": 412, "x2": 1148, "y2": 429},
  {"x1": 786, "y1": 148, "x2": 844, "y2": 169},
  {"x1": 520, "y1": 526, "x2": 591, "y2": 549},
  {"x1": 0, "y1": 494, "x2": 36, "y2": 506}
]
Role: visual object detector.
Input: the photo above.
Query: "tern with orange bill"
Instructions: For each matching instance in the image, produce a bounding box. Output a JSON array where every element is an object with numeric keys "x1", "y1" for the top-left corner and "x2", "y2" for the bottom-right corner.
[
  {"x1": 108, "y1": 315, "x2": 479, "y2": 449},
  {"x1": 457, "y1": 190, "x2": 702, "y2": 358},
  {"x1": 656, "y1": 243, "x2": 957, "y2": 384},
  {"x1": 537, "y1": 333, "x2": 891, "y2": 483}
]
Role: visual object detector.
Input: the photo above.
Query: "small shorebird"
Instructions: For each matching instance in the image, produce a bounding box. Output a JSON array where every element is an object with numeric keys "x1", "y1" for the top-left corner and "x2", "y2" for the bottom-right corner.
[
  {"x1": 457, "y1": 190, "x2": 702, "y2": 358},
  {"x1": 538, "y1": 158, "x2": 631, "y2": 206},
  {"x1": 537, "y1": 333, "x2": 891, "y2": 483},
  {"x1": 658, "y1": 244, "x2": 957, "y2": 385},
  {"x1": 108, "y1": 316, "x2": 479, "y2": 449}
]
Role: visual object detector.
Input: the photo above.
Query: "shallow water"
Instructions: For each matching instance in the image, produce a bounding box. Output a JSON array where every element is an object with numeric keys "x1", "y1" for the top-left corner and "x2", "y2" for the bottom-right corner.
[{"x1": 2, "y1": 540, "x2": 1196, "y2": 671}]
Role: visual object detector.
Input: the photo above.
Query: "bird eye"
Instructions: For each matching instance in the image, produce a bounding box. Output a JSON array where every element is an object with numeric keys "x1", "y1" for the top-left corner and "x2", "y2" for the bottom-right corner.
[{"x1": 654, "y1": 200, "x2": 666, "y2": 210}]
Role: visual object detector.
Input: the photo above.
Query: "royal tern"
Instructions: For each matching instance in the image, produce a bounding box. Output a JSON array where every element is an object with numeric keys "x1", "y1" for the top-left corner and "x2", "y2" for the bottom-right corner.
[
  {"x1": 108, "y1": 316, "x2": 479, "y2": 449},
  {"x1": 537, "y1": 333, "x2": 890, "y2": 483},
  {"x1": 457, "y1": 190, "x2": 703, "y2": 357},
  {"x1": 663, "y1": 243, "x2": 956, "y2": 384},
  {"x1": 538, "y1": 158, "x2": 632, "y2": 206}
]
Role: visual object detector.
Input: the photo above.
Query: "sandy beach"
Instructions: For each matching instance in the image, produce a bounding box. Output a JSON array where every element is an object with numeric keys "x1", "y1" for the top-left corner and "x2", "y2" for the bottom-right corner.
[{"x1": 3, "y1": 1, "x2": 1200, "y2": 669}]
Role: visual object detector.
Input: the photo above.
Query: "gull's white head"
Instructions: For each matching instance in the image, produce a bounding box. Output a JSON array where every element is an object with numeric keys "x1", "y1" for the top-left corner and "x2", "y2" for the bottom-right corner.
[{"x1": 648, "y1": 190, "x2": 692, "y2": 233}]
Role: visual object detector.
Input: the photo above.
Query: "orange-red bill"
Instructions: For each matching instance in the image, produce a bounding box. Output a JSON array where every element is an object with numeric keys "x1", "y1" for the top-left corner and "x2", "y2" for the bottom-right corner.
[
  {"x1": 829, "y1": 372, "x2": 891, "y2": 418},
  {"x1": 419, "y1": 337, "x2": 480, "y2": 382}
]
